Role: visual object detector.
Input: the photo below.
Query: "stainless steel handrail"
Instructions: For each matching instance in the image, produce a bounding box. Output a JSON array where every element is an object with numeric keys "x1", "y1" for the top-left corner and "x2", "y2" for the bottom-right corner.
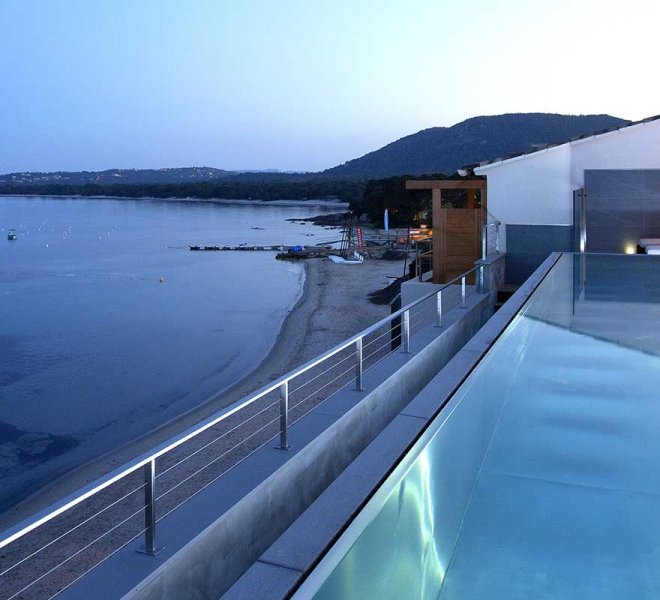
[
  {"x1": 0, "y1": 263, "x2": 483, "y2": 560},
  {"x1": 414, "y1": 236, "x2": 433, "y2": 282},
  {"x1": 481, "y1": 221, "x2": 501, "y2": 260}
]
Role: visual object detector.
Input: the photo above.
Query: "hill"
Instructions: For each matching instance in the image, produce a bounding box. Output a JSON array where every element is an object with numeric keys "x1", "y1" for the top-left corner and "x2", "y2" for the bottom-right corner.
[
  {"x1": 0, "y1": 167, "x2": 289, "y2": 186},
  {"x1": 0, "y1": 113, "x2": 632, "y2": 199},
  {"x1": 323, "y1": 113, "x2": 629, "y2": 178}
]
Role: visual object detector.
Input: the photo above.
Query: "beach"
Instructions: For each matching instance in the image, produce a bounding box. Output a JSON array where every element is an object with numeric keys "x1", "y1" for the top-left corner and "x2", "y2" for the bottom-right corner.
[
  {"x1": 1, "y1": 254, "x2": 405, "y2": 530},
  {"x1": 0, "y1": 195, "x2": 409, "y2": 598}
]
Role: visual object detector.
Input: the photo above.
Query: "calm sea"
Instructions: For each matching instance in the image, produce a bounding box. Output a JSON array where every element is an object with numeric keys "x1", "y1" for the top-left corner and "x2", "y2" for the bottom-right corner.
[{"x1": 0, "y1": 195, "x2": 342, "y2": 510}]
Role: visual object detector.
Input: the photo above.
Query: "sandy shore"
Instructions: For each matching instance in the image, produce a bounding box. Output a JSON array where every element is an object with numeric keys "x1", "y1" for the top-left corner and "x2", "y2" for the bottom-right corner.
[
  {"x1": 0, "y1": 255, "x2": 405, "y2": 530},
  {"x1": 0, "y1": 254, "x2": 407, "y2": 597},
  {"x1": 0, "y1": 194, "x2": 349, "y2": 211}
]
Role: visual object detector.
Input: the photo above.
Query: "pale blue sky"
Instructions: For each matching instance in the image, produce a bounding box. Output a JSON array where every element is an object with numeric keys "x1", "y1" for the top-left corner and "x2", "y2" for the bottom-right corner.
[{"x1": 0, "y1": 0, "x2": 657, "y2": 173}]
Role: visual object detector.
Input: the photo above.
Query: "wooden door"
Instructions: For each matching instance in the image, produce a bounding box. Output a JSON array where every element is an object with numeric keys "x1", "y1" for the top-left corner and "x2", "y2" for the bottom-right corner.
[{"x1": 433, "y1": 207, "x2": 481, "y2": 284}]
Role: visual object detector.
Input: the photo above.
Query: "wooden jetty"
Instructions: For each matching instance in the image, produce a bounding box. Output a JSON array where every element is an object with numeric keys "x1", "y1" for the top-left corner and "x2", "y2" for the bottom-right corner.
[
  {"x1": 189, "y1": 237, "x2": 404, "y2": 260},
  {"x1": 189, "y1": 244, "x2": 293, "y2": 252},
  {"x1": 189, "y1": 244, "x2": 334, "y2": 260}
]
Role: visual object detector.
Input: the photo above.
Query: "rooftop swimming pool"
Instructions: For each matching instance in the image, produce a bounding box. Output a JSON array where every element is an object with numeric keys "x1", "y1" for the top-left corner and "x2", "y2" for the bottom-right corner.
[{"x1": 296, "y1": 253, "x2": 660, "y2": 600}]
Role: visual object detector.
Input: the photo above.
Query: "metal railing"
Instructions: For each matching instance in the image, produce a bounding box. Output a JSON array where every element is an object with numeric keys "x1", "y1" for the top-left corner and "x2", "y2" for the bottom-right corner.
[
  {"x1": 414, "y1": 236, "x2": 433, "y2": 282},
  {"x1": 481, "y1": 221, "x2": 501, "y2": 260},
  {"x1": 415, "y1": 222, "x2": 501, "y2": 284},
  {"x1": 0, "y1": 264, "x2": 484, "y2": 599}
]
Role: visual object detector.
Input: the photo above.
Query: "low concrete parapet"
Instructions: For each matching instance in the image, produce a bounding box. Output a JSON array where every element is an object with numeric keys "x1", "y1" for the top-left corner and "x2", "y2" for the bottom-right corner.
[
  {"x1": 224, "y1": 252, "x2": 560, "y2": 600},
  {"x1": 124, "y1": 294, "x2": 494, "y2": 600}
]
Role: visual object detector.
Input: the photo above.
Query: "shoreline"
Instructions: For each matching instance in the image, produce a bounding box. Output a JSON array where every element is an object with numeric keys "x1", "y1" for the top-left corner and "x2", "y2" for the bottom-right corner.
[
  {"x1": 0, "y1": 256, "x2": 401, "y2": 531},
  {"x1": 0, "y1": 193, "x2": 349, "y2": 210}
]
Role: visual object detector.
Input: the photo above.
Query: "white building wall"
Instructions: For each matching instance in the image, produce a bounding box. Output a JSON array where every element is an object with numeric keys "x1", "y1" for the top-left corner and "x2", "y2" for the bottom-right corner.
[
  {"x1": 475, "y1": 118, "x2": 660, "y2": 252},
  {"x1": 570, "y1": 120, "x2": 660, "y2": 188},
  {"x1": 476, "y1": 144, "x2": 572, "y2": 251}
]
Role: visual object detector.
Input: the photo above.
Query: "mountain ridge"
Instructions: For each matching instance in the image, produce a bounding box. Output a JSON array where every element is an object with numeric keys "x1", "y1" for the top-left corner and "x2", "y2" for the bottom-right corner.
[
  {"x1": 0, "y1": 113, "x2": 630, "y2": 186},
  {"x1": 323, "y1": 113, "x2": 629, "y2": 178},
  {"x1": 0, "y1": 167, "x2": 293, "y2": 186}
]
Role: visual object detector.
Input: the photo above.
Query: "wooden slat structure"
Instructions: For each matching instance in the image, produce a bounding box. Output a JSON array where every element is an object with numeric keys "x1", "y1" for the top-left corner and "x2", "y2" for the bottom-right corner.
[{"x1": 406, "y1": 178, "x2": 487, "y2": 284}]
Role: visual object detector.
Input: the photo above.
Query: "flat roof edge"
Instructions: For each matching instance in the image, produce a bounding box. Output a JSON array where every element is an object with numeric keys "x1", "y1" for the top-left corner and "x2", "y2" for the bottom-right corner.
[{"x1": 472, "y1": 116, "x2": 660, "y2": 172}]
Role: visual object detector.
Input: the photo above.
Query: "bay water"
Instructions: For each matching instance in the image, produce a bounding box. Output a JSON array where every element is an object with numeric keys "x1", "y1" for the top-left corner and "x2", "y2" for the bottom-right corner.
[{"x1": 0, "y1": 195, "x2": 342, "y2": 512}]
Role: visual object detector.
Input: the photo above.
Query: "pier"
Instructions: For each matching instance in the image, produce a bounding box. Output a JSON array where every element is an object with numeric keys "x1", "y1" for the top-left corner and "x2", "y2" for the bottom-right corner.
[
  {"x1": 189, "y1": 244, "x2": 335, "y2": 260},
  {"x1": 188, "y1": 242, "x2": 412, "y2": 261},
  {"x1": 190, "y1": 244, "x2": 295, "y2": 252}
]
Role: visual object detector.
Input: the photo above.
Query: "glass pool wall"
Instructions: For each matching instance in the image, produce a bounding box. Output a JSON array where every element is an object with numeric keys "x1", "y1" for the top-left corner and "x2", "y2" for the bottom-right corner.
[{"x1": 303, "y1": 254, "x2": 660, "y2": 600}]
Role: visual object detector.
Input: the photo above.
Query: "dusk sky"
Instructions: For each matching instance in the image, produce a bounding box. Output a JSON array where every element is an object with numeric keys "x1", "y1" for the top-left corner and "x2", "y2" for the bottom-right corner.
[{"x1": 1, "y1": 0, "x2": 657, "y2": 174}]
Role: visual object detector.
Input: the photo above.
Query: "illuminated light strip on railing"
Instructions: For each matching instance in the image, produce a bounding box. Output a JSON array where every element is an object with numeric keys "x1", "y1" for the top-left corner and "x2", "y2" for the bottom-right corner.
[{"x1": 0, "y1": 263, "x2": 484, "y2": 586}]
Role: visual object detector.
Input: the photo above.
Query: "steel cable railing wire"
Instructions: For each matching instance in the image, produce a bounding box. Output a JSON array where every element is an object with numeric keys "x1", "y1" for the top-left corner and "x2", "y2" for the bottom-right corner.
[
  {"x1": 157, "y1": 281, "x2": 477, "y2": 503},
  {"x1": 6, "y1": 505, "x2": 147, "y2": 600},
  {"x1": 7, "y1": 342, "x2": 389, "y2": 596},
  {"x1": 287, "y1": 361, "x2": 359, "y2": 412},
  {"x1": 361, "y1": 323, "x2": 398, "y2": 351},
  {"x1": 410, "y1": 316, "x2": 436, "y2": 339},
  {"x1": 406, "y1": 307, "x2": 426, "y2": 327},
  {"x1": 156, "y1": 356, "x2": 361, "y2": 505},
  {"x1": 362, "y1": 340, "x2": 395, "y2": 365},
  {"x1": 44, "y1": 524, "x2": 149, "y2": 600},
  {"x1": 154, "y1": 415, "x2": 294, "y2": 526},
  {"x1": 363, "y1": 337, "x2": 409, "y2": 374},
  {"x1": 155, "y1": 282, "x2": 480, "y2": 525},
  {"x1": 362, "y1": 323, "x2": 403, "y2": 352},
  {"x1": 408, "y1": 314, "x2": 431, "y2": 338},
  {"x1": 155, "y1": 412, "x2": 283, "y2": 503},
  {"x1": 0, "y1": 481, "x2": 147, "y2": 580},
  {"x1": 408, "y1": 310, "x2": 428, "y2": 331},
  {"x1": 288, "y1": 348, "x2": 356, "y2": 396},
  {"x1": 175, "y1": 362, "x2": 364, "y2": 517},
  {"x1": 0, "y1": 265, "x2": 482, "y2": 600},
  {"x1": 363, "y1": 331, "x2": 403, "y2": 365},
  {"x1": 155, "y1": 397, "x2": 281, "y2": 480}
]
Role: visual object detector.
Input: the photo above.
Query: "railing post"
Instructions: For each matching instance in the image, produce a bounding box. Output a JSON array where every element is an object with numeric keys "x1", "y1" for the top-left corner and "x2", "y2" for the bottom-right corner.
[
  {"x1": 355, "y1": 338, "x2": 363, "y2": 391},
  {"x1": 402, "y1": 309, "x2": 410, "y2": 353},
  {"x1": 481, "y1": 225, "x2": 487, "y2": 260},
  {"x1": 138, "y1": 458, "x2": 162, "y2": 556},
  {"x1": 278, "y1": 381, "x2": 290, "y2": 450},
  {"x1": 461, "y1": 276, "x2": 467, "y2": 308},
  {"x1": 435, "y1": 290, "x2": 442, "y2": 327},
  {"x1": 495, "y1": 222, "x2": 501, "y2": 253},
  {"x1": 479, "y1": 264, "x2": 485, "y2": 294}
]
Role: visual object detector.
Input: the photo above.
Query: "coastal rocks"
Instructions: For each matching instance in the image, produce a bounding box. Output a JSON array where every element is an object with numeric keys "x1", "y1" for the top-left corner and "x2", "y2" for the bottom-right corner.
[
  {"x1": 381, "y1": 249, "x2": 408, "y2": 261},
  {"x1": 16, "y1": 432, "x2": 57, "y2": 456},
  {"x1": 286, "y1": 212, "x2": 350, "y2": 227},
  {"x1": 0, "y1": 421, "x2": 78, "y2": 473},
  {"x1": 368, "y1": 275, "x2": 407, "y2": 305}
]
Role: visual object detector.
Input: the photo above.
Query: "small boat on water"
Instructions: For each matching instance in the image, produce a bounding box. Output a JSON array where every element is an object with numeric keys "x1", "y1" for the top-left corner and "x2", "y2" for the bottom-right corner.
[{"x1": 7, "y1": 229, "x2": 17, "y2": 240}]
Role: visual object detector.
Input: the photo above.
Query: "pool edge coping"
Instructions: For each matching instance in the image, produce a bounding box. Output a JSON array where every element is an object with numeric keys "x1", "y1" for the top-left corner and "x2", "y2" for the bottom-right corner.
[{"x1": 284, "y1": 252, "x2": 570, "y2": 600}]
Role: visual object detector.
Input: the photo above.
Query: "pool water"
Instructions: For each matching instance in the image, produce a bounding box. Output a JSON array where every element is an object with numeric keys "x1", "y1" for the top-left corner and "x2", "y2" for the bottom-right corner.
[{"x1": 304, "y1": 253, "x2": 660, "y2": 600}]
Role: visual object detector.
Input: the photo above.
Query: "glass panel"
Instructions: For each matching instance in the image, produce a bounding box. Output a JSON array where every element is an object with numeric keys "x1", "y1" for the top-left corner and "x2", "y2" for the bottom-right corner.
[{"x1": 310, "y1": 254, "x2": 660, "y2": 600}]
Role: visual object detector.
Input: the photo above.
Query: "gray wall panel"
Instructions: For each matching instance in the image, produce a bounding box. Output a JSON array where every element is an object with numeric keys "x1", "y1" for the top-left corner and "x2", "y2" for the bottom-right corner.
[
  {"x1": 585, "y1": 169, "x2": 660, "y2": 253},
  {"x1": 505, "y1": 225, "x2": 574, "y2": 284}
]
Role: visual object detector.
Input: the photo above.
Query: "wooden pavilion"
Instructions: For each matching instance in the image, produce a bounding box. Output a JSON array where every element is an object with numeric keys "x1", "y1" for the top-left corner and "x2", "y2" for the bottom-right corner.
[{"x1": 405, "y1": 179, "x2": 487, "y2": 284}]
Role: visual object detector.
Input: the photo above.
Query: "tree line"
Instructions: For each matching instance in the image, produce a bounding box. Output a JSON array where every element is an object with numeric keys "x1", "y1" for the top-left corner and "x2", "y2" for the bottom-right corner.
[
  {"x1": 0, "y1": 173, "x2": 481, "y2": 228},
  {"x1": 0, "y1": 178, "x2": 366, "y2": 204}
]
